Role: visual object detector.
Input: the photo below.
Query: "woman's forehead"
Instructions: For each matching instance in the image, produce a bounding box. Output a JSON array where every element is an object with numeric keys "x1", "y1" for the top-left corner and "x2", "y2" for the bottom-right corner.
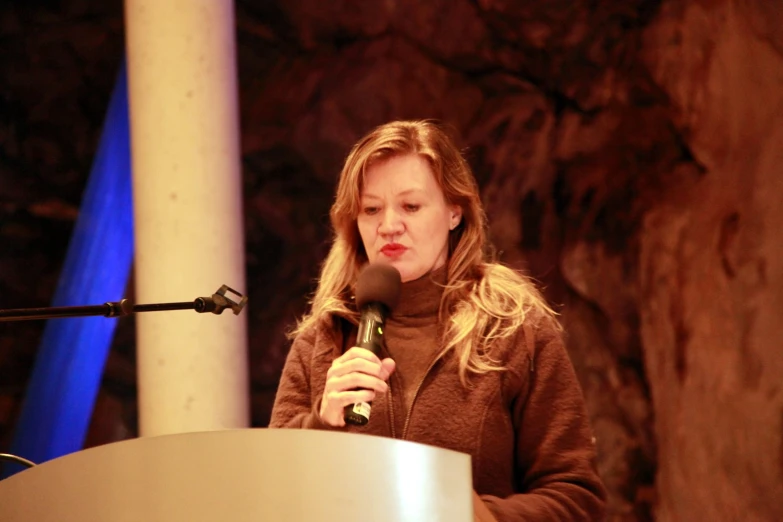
[{"x1": 360, "y1": 165, "x2": 441, "y2": 200}]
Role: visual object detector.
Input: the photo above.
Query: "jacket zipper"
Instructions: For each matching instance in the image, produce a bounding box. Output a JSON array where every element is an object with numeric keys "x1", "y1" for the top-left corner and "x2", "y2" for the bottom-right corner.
[
  {"x1": 383, "y1": 342, "x2": 397, "y2": 440},
  {"x1": 399, "y1": 354, "x2": 442, "y2": 440},
  {"x1": 387, "y1": 376, "x2": 396, "y2": 439}
]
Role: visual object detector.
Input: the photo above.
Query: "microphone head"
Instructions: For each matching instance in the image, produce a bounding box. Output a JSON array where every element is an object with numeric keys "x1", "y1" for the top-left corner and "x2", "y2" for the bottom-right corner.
[{"x1": 355, "y1": 263, "x2": 402, "y2": 311}]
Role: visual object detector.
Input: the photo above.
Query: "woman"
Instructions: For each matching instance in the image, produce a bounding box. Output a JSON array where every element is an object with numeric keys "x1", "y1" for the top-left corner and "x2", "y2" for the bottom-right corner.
[{"x1": 270, "y1": 120, "x2": 607, "y2": 521}]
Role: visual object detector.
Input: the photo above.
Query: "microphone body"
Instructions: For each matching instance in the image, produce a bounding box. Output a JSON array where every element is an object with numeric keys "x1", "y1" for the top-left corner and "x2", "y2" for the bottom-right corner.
[
  {"x1": 343, "y1": 302, "x2": 389, "y2": 425},
  {"x1": 343, "y1": 263, "x2": 401, "y2": 426}
]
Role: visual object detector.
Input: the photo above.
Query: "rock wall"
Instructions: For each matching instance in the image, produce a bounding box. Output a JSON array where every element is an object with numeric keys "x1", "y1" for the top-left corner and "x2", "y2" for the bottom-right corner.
[
  {"x1": 1, "y1": 1, "x2": 781, "y2": 520},
  {"x1": 640, "y1": 2, "x2": 783, "y2": 521}
]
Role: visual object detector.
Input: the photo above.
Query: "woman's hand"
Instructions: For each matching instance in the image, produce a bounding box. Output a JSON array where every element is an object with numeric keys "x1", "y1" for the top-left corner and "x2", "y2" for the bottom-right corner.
[
  {"x1": 318, "y1": 347, "x2": 396, "y2": 427},
  {"x1": 472, "y1": 491, "x2": 498, "y2": 522}
]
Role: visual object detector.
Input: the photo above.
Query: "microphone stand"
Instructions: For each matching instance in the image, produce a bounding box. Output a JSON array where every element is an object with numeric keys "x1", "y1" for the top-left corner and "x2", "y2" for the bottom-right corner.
[
  {"x1": 0, "y1": 284, "x2": 248, "y2": 322},
  {"x1": 0, "y1": 284, "x2": 248, "y2": 470}
]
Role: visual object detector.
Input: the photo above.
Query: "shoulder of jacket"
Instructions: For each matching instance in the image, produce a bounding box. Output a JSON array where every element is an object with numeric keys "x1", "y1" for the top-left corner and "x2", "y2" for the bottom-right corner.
[
  {"x1": 495, "y1": 305, "x2": 562, "y2": 378},
  {"x1": 294, "y1": 315, "x2": 348, "y2": 356}
]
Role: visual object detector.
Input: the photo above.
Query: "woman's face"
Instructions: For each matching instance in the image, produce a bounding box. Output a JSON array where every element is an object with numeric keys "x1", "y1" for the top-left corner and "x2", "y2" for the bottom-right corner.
[{"x1": 357, "y1": 154, "x2": 462, "y2": 283}]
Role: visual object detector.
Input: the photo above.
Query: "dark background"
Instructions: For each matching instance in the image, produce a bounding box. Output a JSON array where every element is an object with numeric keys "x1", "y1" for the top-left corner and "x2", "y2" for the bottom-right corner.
[{"x1": 1, "y1": 1, "x2": 782, "y2": 521}]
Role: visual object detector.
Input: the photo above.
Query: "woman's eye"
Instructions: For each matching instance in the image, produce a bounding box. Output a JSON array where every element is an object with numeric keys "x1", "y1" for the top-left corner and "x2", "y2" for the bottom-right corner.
[
  {"x1": 403, "y1": 203, "x2": 421, "y2": 212},
  {"x1": 362, "y1": 207, "x2": 379, "y2": 215}
]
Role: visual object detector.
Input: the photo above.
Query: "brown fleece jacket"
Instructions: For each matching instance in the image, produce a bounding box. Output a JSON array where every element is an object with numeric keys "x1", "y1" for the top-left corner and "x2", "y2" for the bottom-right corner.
[{"x1": 270, "y1": 268, "x2": 607, "y2": 521}]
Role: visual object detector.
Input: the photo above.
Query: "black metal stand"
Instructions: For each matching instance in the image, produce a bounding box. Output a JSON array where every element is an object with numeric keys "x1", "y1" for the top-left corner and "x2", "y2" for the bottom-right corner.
[
  {"x1": 0, "y1": 453, "x2": 36, "y2": 469},
  {"x1": 0, "y1": 284, "x2": 248, "y2": 472},
  {"x1": 0, "y1": 284, "x2": 248, "y2": 322}
]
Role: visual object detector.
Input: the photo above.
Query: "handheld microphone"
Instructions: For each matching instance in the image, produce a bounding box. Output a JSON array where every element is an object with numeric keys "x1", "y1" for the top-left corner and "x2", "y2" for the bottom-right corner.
[{"x1": 344, "y1": 263, "x2": 401, "y2": 426}]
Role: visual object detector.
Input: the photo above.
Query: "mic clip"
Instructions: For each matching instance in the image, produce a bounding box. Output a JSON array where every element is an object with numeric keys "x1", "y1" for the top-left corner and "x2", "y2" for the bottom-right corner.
[{"x1": 195, "y1": 285, "x2": 248, "y2": 316}]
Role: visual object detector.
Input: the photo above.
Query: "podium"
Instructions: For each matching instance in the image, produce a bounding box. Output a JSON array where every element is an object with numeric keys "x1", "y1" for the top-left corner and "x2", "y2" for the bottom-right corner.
[{"x1": 0, "y1": 428, "x2": 473, "y2": 521}]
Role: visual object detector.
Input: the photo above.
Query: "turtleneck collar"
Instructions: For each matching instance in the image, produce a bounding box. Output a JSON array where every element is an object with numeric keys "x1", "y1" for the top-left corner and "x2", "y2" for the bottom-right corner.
[{"x1": 391, "y1": 264, "x2": 447, "y2": 319}]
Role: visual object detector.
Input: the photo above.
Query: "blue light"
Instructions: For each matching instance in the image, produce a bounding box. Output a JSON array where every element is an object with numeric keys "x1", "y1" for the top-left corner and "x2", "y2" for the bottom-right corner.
[{"x1": 5, "y1": 60, "x2": 134, "y2": 477}]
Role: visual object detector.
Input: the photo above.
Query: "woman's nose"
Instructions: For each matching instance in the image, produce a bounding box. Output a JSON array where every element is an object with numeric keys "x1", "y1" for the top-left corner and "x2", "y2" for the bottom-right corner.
[{"x1": 378, "y1": 208, "x2": 404, "y2": 236}]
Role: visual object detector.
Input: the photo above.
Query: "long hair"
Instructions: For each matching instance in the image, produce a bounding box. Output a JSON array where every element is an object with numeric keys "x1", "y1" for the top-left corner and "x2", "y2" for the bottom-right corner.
[{"x1": 292, "y1": 120, "x2": 557, "y2": 384}]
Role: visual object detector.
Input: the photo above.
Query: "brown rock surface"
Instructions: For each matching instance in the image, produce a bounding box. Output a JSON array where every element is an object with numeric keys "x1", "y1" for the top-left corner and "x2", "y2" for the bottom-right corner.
[
  {"x1": 1, "y1": 1, "x2": 781, "y2": 520},
  {"x1": 640, "y1": 2, "x2": 783, "y2": 521}
]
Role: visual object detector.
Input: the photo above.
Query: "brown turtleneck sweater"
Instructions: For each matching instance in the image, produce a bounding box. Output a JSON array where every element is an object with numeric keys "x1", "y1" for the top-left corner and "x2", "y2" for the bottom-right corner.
[
  {"x1": 270, "y1": 266, "x2": 607, "y2": 521},
  {"x1": 383, "y1": 266, "x2": 446, "y2": 420}
]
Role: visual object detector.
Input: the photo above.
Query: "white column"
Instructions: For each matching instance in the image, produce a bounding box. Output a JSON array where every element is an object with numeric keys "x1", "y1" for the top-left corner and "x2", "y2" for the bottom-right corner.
[{"x1": 124, "y1": 0, "x2": 249, "y2": 436}]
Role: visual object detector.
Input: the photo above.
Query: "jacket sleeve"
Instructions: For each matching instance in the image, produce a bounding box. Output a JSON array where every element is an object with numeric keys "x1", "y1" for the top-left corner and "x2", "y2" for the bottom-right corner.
[
  {"x1": 268, "y1": 326, "x2": 334, "y2": 431},
  {"x1": 481, "y1": 320, "x2": 607, "y2": 521}
]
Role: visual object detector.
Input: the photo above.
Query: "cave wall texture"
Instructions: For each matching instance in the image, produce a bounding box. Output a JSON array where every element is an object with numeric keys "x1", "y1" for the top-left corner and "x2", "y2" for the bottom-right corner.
[{"x1": 1, "y1": 1, "x2": 781, "y2": 521}]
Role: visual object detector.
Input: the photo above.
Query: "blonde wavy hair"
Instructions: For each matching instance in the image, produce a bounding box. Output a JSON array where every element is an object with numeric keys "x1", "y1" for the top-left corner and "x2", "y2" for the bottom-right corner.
[{"x1": 293, "y1": 120, "x2": 557, "y2": 384}]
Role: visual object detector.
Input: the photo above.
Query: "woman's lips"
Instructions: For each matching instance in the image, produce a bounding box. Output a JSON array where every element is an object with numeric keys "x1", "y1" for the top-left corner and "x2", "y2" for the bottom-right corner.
[{"x1": 380, "y1": 244, "x2": 407, "y2": 257}]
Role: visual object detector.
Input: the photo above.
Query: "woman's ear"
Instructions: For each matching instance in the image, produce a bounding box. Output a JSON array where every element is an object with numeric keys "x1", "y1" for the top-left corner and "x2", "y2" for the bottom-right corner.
[{"x1": 449, "y1": 205, "x2": 463, "y2": 230}]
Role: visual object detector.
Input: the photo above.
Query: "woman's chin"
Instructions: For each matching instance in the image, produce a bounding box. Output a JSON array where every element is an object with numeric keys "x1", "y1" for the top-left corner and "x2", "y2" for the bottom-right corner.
[
  {"x1": 398, "y1": 266, "x2": 428, "y2": 283},
  {"x1": 369, "y1": 258, "x2": 422, "y2": 283},
  {"x1": 384, "y1": 261, "x2": 411, "y2": 282}
]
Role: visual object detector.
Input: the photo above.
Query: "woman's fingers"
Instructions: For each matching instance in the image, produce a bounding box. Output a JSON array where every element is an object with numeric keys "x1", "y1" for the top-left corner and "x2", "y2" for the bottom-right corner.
[
  {"x1": 319, "y1": 347, "x2": 396, "y2": 427},
  {"x1": 323, "y1": 389, "x2": 376, "y2": 408},
  {"x1": 326, "y1": 372, "x2": 388, "y2": 394},
  {"x1": 338, "y1": 346, "x2": 383, "y2": 365},
  {"x1": 326, "y1": 355, "x2": 384, "y2": 381},
  {"x1": 379, "y1": 358, "x2": 396, "y2": 380},
  {"x1": 319, "y1": 388, "x2": 376, "y2": 426}
]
